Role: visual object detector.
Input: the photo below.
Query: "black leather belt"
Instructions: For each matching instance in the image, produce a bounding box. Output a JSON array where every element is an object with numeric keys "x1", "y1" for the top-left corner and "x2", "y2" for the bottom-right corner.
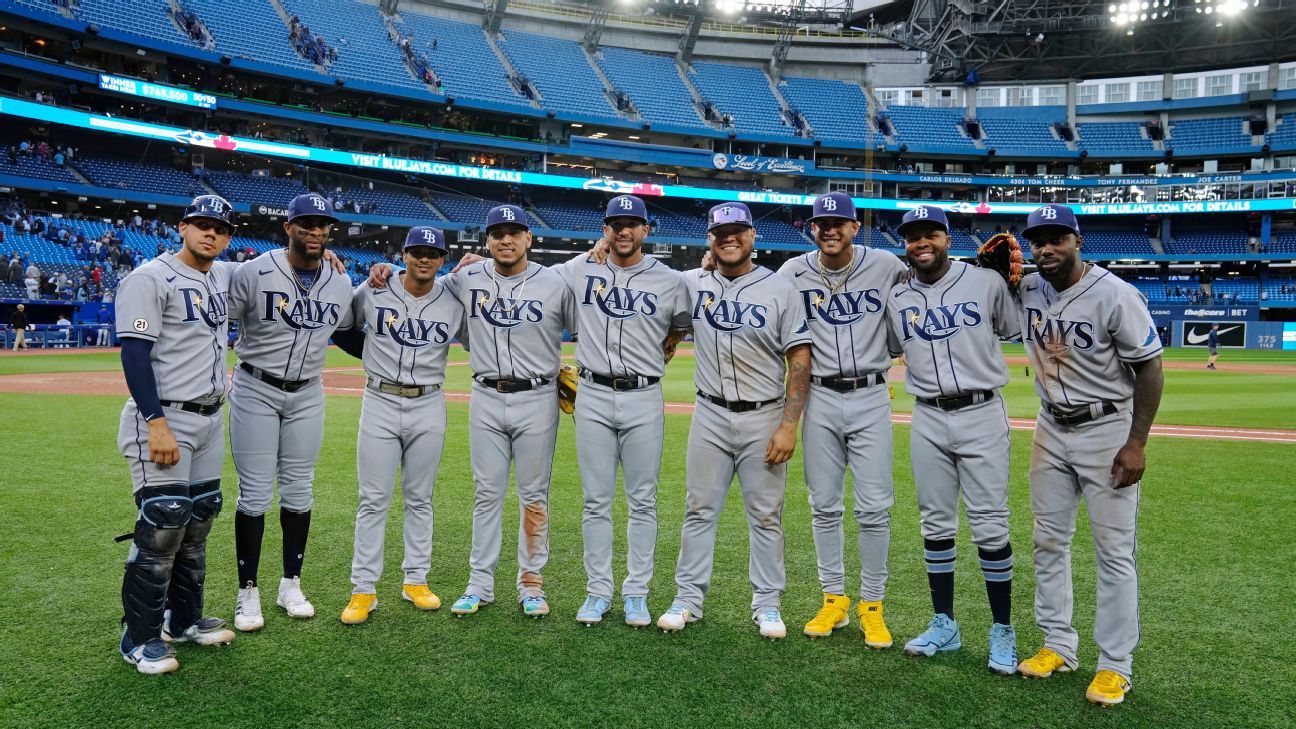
[
  {"x1": 475, "y1": 376, "x2": 550, "y2": 393},
  {"x1": 813, "y1": 373, "x2": 886, "y2": 392},
  {"x1": 161, "y1": 399, "x2": 224, "y2": 416},
  {"x1": 239, "y1": 362, "x2": 315, "y2": 392},
  {"x1": 1046, "y1": 401, "x2": 1119, "y2": 426},
  {"x1": 917, "y1": 390, "x2": 995, "y2": 411},
  {"x1": 367, "y1": 377, "x2": 440, "y2": 398},
  {"x1": 581, "y1": 368, "x2": 660, "y2": 391},
  {"x1": 696, "y1": 390, "x2": 780, "y2": 413}
]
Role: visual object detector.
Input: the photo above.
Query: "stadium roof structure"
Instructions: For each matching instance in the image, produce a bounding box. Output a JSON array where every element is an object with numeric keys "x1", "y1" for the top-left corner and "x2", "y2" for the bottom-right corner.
[{"x1": 847, "y1": 0, "x2": 1296, "y2": 82}]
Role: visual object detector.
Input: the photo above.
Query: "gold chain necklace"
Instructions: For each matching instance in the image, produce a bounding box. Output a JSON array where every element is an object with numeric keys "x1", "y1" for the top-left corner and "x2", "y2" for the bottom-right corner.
[{"x1": 815, "y1": 246, "x2": 855, "y2": 296}]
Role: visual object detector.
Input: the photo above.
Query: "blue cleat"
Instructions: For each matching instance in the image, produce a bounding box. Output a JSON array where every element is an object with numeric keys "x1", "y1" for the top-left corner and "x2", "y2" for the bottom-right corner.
[
  {"x1": 903, "y1": 614, "x2": 962, "y2": 657},
  {"x1": 120, "y1": 628, "x2": 179, "y2": 674},
  {"x1": 522, "y1": 596, "x2": 550, "y2": 618},
  {"x1": 576, "y1": 595, "x2": 610, "y2": 625},
  {"x1": 624, "y1": 596, "x2": 651, "y2": 628},
  {"x1": 450, "y1": 594, "x2": 489, "y2": 616},
  {"x1": 987, "y1": 623, "x2": 1019, "y2": 675}
]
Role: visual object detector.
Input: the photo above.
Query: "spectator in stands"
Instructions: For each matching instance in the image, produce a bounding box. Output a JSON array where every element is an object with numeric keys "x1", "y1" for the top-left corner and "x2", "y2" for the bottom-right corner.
[
  {"x1": 53, "y1": 149, "x2": 64, "y2": 167},
  {"x1": 18, "y1": 140, "x2": 31, "y2": 156},
  {"x1": 10, "y1": 303, "x2": 28, "y2": 351},
  {"x1": 117, "y1": 248, "x2": 134, "y2": 276},
  {"x1": 1198, "y1": 267, "x2": 1213, "y2": 297},
  {"x1": 6, "y1": 254, "x2": 20, "y2": 285}
]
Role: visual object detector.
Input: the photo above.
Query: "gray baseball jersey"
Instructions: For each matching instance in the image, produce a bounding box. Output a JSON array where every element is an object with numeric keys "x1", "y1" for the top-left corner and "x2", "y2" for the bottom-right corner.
[
  {"x1": 779, "y1": 245, "x2": 905, "y2": 605},
  {"x1": 115, "y1": 253, "x2": 232, "y2": 403},
  {"x1": 350, "y1": 277, "x2": 466, "y2": 386},
  {"x1": 686, "y1": 266, "x2": 811, "y2": 401},
  {"x1": 228, "y1": 249, "x2": 355, "y2": 381},
  {"x1": 886, "y1": 261, "x2": 1021, "y2": 398},
  {"x1": 442, "y1": 260, "x2": 576, "y2": 380},
  {"x1": 557, "y1": 255, "x2": 691, "y2": 378},
  {"x1": 778, "y1": 245, "x2": 907, "y2": 378},
  {"x1": 1019, "y1": 267, "x2": 1164, "y2": 409}
]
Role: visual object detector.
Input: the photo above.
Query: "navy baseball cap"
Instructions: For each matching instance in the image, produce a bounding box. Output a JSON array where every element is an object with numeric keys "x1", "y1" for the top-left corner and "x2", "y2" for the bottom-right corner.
[
  {"x1": 604, "y1": 195, "x2": 648, "y2": 223},
  {"x1": 181, "y1": 194, "x2": 236, "y2": 229},
  {"x1": 895, "y1": 204, "x2": 949, "y2": 237},
  {"x1": 403, "y1": 226, "x2": 448, "y2": 255},
  {"x1": 808, "y1": 191, "x2": 857, "y2": 223},
  {"x1": 485, "y1": 204, "x2": 529, "y2": 232},
  {"x1": 287, "y1": 193, "x2": 339, "y2": 225},
  {"x1": 707, "y1": 202, "x2": 754, "y2": 232},
  {"x1": 1022, "y1": 204, "x2": 1081, "y2": 240}
]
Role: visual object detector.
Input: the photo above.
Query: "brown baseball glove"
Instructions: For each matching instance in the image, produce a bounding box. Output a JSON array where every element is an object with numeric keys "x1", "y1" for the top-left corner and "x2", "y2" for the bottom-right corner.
[{"x1": 976, "y1": 232, "x2": 1025, "y2": 290}]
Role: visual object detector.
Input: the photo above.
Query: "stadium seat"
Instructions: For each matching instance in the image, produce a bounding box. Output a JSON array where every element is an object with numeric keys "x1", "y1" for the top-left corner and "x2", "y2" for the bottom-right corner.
[
  {"x1": 498, "y1": 28, "x2": 617, "y2": 118},
  {"x1": 779, "y1": 76, "x2": 875, "y2": 145},
  {"x1": 885, "y1": 106, "x2": 976, "y2": 151},
  {"x1": 689, "y1": 61, "x2": 791, "y2": 137},
  {"x1": 978, "y1": 106, "x2": 1069, "y2": 155},
  {"x1": 281, "y1": 0, "x2": 426, "y2": 91},
  {"x1": 393, "y1": 10, "x2": 525, "y2": 107},
  {"x1": 1166, "y1": 117, "x2": 1259, "y2": 156},
  {"x1": 1075, "y1": 122, "x2": 1156, "y2": 155},
  {"x1": 595, "y1": 47, "x2": 707, "y2": 129}
]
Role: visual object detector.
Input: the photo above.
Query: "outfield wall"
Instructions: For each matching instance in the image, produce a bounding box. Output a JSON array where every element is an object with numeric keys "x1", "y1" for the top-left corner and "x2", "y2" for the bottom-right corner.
[{"x1": 1171, "y1": 320, "x2": 1296, "y2": 350}]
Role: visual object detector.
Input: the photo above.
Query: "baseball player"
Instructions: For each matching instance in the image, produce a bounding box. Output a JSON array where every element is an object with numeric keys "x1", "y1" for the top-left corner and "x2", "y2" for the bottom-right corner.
[
  {"x1": 1012, "y1": 204, "x2": 1164, "y2": 707},
  {"x1": 884, "y1": 204, "x2": 1021, "y2": 674},
  {"x1": 334, "y1": 227, "x2": 466, "y2": 624},
  {"x1": 554, "y1": 195, "x2": 691, "y2": 627},
  {"x1": 442, "y1": 204, "x2": 577, "y2": 619},
  {"x1": 115, "y1": 195, "x2": 238, "y2": 674},
  {"x1": 779, "y1": 191, "x2": 907, "y2": 645},
  {"x1": 1206, "y1": 324, "x2": 1220, "y2": 370},
  {"x1": 656, "y1": 202, "x2": 812, "y2": 640},
  {"x1": 228, "y1": 193, "x2": 355, "y2": 631}
]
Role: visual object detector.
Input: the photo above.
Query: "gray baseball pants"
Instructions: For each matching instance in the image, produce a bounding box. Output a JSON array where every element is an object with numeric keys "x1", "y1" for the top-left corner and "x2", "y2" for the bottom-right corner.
[{"x1": 1030, "y1": 408, "x2": 1141, "y2": 678}]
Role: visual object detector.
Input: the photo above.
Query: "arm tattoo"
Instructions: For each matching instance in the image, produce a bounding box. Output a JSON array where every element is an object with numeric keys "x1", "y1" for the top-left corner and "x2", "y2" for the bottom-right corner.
[
  {"x1": 1128, "y1": 356, "x2": 1164, "y2": 444},
  {"x1": 782, "y1": 344, "x2": 811, "y2": 426}
]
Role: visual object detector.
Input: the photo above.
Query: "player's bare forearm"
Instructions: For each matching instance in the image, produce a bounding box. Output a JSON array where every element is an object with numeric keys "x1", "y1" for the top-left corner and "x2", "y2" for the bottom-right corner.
[
  {"x1": 1127, "y1": 356, "x2": 1164, "y2": 445},
  {"x1": 662, "y1": 328, "x2": 688, "y2": 364},
  {"x1": 1110, "y1": 355, "x2": 1164, "y2": 488},
  {"x1": 781, "y1": 344, "x2": 811, "y2": 427}
]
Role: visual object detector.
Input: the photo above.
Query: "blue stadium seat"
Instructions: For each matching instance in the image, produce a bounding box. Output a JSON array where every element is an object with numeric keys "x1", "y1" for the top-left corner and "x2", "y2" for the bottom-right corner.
[
  {"x1": 779, "y1": 76, "x2": 874, "y2": 144},
  {"x1": 73, "y1": 155, "x2": 200, "y2": 197},
  {"x1": 184, "y1": 0, "x2": 316, "y2": 71},
  {"x1": 1266, "y1": 113, "x2": 1296, "y2": 151},
  {"x1": 206, "y1": 171, "x2": 309, "y2": 204},
  {"x1": 689, "y1": 61, "x2": 790, "y2": 137},
  {"x1": 498, "y1": 28, "x2": 616, "y2": 118},
  {"x1": 885, "y1": 106, "x2": 976, "y2": 151},
  {"x1": 394, "y1": 10, "x2": 525, "y2": 107},
  {"x1": 1075, "y1": 230, "x2": 1154, "y2": 256},
  {"x1": 281, "y1": 0, "x2": 425, "y2": 91},
  {"x1": 1164, "y1": 230, "x2": 1248, "y2": 255},
  {"x1": 595, "y1": 47, "x2": 706, "y2": 129},
  {"x1": 1166, "y1": 117, "x2": 1258, "y2": 155},
  {"x1": 1076, "y1": 121, "x2": 1156, "y2": 155},
  {"x1": 978, "y1": 106, "x2": 1069, "y2": 155},
  {"x1": 74, "y1": 0, "x2": 197, "y2": 47},
  {"x1": 0, "y1": 147, "x2": 79, "y2": 183}
]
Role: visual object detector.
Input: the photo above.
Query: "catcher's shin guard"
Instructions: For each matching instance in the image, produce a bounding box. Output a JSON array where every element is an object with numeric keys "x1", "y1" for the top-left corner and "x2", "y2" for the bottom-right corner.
[
  {"x1": 166, "y1": 480, "x2": 222, "y2": 636},
  {"x1": 122, "y1": 485, "x2": 193, "y2": 646}
]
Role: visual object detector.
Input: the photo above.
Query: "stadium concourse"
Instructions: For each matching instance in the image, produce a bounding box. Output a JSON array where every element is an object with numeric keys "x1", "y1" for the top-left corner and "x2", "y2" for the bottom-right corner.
[{"x1": 1, "y1": 0, "x2": 1295, "y2": 726}]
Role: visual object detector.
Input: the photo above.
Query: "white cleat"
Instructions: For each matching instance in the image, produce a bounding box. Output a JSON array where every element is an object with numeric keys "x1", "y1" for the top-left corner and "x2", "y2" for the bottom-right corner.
[
  {"x1": 234, "y1": 586, "x2": 265, "y2": 632},
  {"x1": 754, "y1": 609, "x2": 787, "y2": 640},
  {"x1": 277, "y1": 577, "x2": 316, "y2": 619},
  {"x1": 656, "y1": 603, "x2": 696, "y2": 632}
]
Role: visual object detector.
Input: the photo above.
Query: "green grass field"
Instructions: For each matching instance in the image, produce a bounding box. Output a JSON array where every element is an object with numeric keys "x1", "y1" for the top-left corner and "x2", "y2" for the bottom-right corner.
[{"x1": 1, "y1": 349, "x2": 1294, "y2": 727}]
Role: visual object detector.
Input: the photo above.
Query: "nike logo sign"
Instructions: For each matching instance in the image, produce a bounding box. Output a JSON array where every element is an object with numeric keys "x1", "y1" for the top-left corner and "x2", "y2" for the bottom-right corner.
[
  {"x1": 259, "y1": 269, "x2": 273, "y2": 276},
  {"x1": 1186, "y1": 325, "x2": 1239, "y2": 345},
  {"x1": 1025, "y1": 285, "x2": 1038, "y2": 291},
  {"x1": 165, "y1": 276, "x2": 176, "y2": 283},
  {"x1": 794, "y1": 270, "x2": 808, "y2": 277},
  {"x1": 467, "y1": 270, "x2": 480, "y2": 276}
]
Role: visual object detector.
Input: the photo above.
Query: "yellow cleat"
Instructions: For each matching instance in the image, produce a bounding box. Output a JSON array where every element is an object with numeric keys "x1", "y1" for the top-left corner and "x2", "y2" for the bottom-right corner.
[
  {"x1": 341, "y1": 594, "x2": 378, "y2": 625},
  {"x1": 1019, "y1": 647, "x2": 1073, "y2": 679},
  {"x1": 803, "y1": 594, "x2": 850, "y2": 638},
  {"x1": 402, "y1": 584, "x2": 442, "y2": 611},
  {"x1": 857, "y1": 601, "x2": 893, "y2": 649},
  {"x1": 1086, "y1": 670, "x2": 1131, "y2": 707}
]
